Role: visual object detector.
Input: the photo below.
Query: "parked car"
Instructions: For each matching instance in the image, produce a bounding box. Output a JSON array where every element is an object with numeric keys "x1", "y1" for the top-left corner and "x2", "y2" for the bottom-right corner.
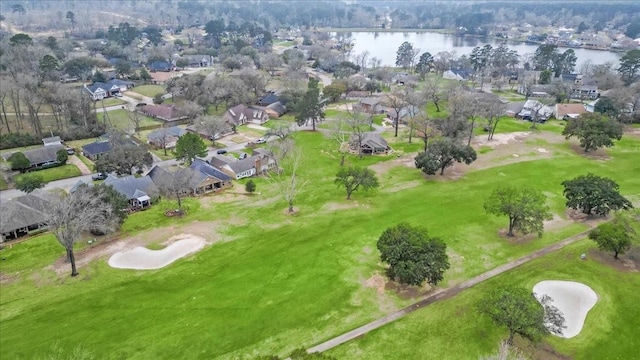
[
  {"x1": 256, "y1": 138, "x2": 266, "y2": 144},
  {"x1": 239, "y1": 153, "x2": 248, "y2": 159},
  {"x1": 114, "y1": 93, "x2": 123, "y2": 98},
  {"x1": 66, "y1": 147, "x2": 75, "y2": 155},
  {"x1": 216, "y1": 149, "x2": 227, "y2": 155},
  {"x1": 135, "y1": 102, "x2": 147, "y2": 107},
  {"x1": 92, "y1": 172, "x2": 107, "y2": 181}
]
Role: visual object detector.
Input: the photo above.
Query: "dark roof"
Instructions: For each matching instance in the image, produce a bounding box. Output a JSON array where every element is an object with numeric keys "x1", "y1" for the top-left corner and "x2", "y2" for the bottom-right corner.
[
  {"x1": 149, "y1": 61, "x2": 172, "y2": 71},
  {"x1": 360, "y1": 97, "x2": 382, "y2": 106},
  {"x1": 147, "y1": 126, "x2": 186, "y2": 142},
  {"x1": 23, "y1": 145, "x2": 65, "y2": 165},
  {"x1": 0, "y1": 193, "x2": 50, "y2": 234},
  {"x1": 258, "y1": 93, "x2": 279, "y2": 106},
  {"x1": 84, "y1": 81, "x2": 120, "y2": 95},
  {"x1": 190, "y1": 158, "x2": 232, "y2": 181},
  {"x1": 82, "y1": 141, "x2": 112, "y2": 156},
  {"x1": 104, "y1": 175, "x2": 158, "y2": 200}
]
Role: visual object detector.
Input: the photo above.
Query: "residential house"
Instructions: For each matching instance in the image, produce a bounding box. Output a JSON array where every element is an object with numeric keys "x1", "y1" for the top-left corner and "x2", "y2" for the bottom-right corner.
[
  {"x1": 180, "y1": 54, "x2": 214, "y2": 67},
  {"x1": 139, "y1": 104, "x2": 189, "y2": 125},
  {"x1": 346, "y1": 91, "x2": 370, "y2": 98},
  {"x1": 148, "y1": 162, "x2": 231, "y2": 197},
  {"x1": 505, "y1": 101, "x2": 526, "y2": 117},
  {"x1": 517, "y1": 83, "x2": 554, "y2": 98},
  {"x1": 147, "y1": 126, "x2": 186, "y2": 149},
  {"x1": 223, "y1": 104, "x2": 269, "y2": 128},
  {"x1": 104, "y1": 175, "x2": 159, "y2": 211},
  {"x1": 359, "y1": 97, "x2": 383, "y2": 113},
  {"x1": 443, "y1": 69, "x2": 472, "y2": 81},
  {"x1": 22, "y1": 144, "x2": 66, "y2": 168},
  {"x1": 555, "y1": 103, "x2": 588, "y2": 120},
  {"x1": 349, "y1": 132, "x2": 390, "y2": 155},
  {"x1": 149, "y1": 61, "x2": 173, "y2": 72},
  {"x1": 0, "y1": 192, "x2": 50, "y2": 242},
  {"x1": 257, "y1": 92, "x2": 280, "y2": 106},
  {"x1": 517, "y1": 99, "x2": 554, "y2": 122},
  {"x1": 82, "y1": 141, "x2": 112, "y2": 161},
  {"x1": 83, "y1": 79, "x2": 135, "y2": 100},
  {"x1": 265, "y1": 102, "x2": 287, "y2": 118},
  {"x1": 391, "y1": 73, "x2": 418, "y2": 86},
  {"x1": 42, "y1": 136, "x2": 62, "y2": 146},
  {"x1": 189, "y1": 158, "x2": 233, "y2": 191},
  {"x1": 560, "y1": 74, "x2": 600, "y2": 100},
  {"x1": 209, "y1": 150, "x2": 276, "y2": 180}
]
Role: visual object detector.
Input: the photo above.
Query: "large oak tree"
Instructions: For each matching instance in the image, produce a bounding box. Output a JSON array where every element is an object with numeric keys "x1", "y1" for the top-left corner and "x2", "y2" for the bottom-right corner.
[
  {"x1": 377, "y1": 223, "x2": 450, "y2": 286},
  {"x1": 484, "y1": 186, "x2": 553, "y2": 237},
  {"x1": 562, "y1": 113, "x2": 623, "y2": 152},
  {"x1": 414, "y1": 138, "x2": 477, "y2": 176},
  {"x1": 561, "y1": 173, "x2": 633, "y2": 216}
]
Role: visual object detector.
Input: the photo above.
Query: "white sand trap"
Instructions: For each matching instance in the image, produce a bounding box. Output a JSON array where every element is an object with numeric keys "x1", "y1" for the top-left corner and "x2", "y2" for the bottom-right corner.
[
  {"x1": 533, "y1": 280, "x2": 598, "y2": 338},
  {"x1": 108, "y1": 235, "x2": 206, "y2": 270}
]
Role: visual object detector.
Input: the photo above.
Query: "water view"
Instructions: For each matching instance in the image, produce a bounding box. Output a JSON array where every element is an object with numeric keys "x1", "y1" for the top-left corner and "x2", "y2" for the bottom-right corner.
[{"x1": 349, "y1": 31, "x2": 623, "y2": 69}]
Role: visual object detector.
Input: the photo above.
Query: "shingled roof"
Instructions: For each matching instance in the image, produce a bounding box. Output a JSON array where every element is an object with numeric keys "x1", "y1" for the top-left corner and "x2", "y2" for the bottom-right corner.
[
  {"x1": 23, "y1": 145, "x2": 65, "y2": 166},
  {"x1": 140, "y1": 104, "x2": 188, "y2": 122},
  {"x1": 82, "y1": 141, "x2": 112, "y2": 156},
  {"x1": 104, "y1": 175, "x2": 158, "y2": 200},
  {"x1": 0, "y1": 193, "x2": 50, "y2": 235}
]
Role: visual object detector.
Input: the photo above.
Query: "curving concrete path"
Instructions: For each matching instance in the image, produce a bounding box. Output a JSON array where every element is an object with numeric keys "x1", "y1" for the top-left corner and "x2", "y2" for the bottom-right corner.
[{"x1": 307, "y1": 228, "x2": 595, "y2": 354}]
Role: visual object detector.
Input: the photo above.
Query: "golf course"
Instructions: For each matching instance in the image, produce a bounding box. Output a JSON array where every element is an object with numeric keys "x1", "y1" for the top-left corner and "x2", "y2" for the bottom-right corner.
[{"x1": 1, "y1": 119, "x2": 639, "y2": 359}]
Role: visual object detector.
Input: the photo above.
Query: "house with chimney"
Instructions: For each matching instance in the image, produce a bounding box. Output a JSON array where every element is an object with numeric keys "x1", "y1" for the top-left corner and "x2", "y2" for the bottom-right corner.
[
  {"x1": 222, "y1": 104, "x2": 270, "y2": 129},
  {"x1": 208, "y1": 149, "x2": 276, "y2": 180}
]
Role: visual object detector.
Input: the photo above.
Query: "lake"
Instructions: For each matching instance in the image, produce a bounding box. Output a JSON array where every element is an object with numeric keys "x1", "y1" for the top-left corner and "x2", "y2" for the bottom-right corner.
[{"x1": 349, "y1": 31, "x2": 622, "y2": 69}]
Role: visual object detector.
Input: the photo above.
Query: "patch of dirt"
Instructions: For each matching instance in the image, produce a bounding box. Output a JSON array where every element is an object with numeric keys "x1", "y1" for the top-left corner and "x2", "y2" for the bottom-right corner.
[
  {"x1": 587, "y1": 248, "x2": 638, "y2": 273},
  {"x1": 518, "y1": 340, "x2": 573, "y2": 360},
  {"x1": 569, "y1": 143, "x2": 610, "y2": 161},
  {"x1": 384, "y1": 279, "x2": 434, "y2": 299},
  {"x1": 321, "y1": 201, "x2": 366, "y2": 211},
  {"x1": 369, "y1": 153, "x2": 416, "y2": 176},
  {"x1": 365, "y1": 274, "x2": 386, "y2": 295},
  {"x1": 48, "y1": 221, "x2": 228, "y2": 274},
  {"x1": 565, "y1": 209, "x2": 608, "y2": 228},
  {"x1": 382, "y1": 180, "x2": 422, "y2": 193}
]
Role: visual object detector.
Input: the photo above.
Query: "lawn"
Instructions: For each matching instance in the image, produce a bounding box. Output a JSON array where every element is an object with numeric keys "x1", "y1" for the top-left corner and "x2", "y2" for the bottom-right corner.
[
  {"x1": 326, "y1": 239, "x2": 640, "y2": 360},
  {"x1": 130, "y1": 84, "x2": 167, "y2": 98},
  {"x1": 100, "y1": 98, "x2": 128, "y2": 107},
  {"x1": 0, "y1": 175, "x2": 7, "y2": 190},
  {"x1": 14, "y1": 164, "x2": 81, "y2": 183},
  {"x1": 104, "y1": 109, "x2": 161, "y2": 131},
  {"x1": 1, "y1": 129, "x2": 638, "y2": 359}
]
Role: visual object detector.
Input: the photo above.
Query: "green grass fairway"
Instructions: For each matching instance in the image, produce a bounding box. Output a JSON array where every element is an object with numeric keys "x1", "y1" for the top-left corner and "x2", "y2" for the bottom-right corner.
[
  {"x1": 130, "y1": 85, "x2": 166, "y2": 98},
  {"x1": 14, "y1": 164, "x2": 81, "y2": 183},
  {"x1": 326, "y1": 239, "x2": 640, "y2": 360},
  {"x1": 1, "y1": 127, "x2": 638, "y2": 359}
]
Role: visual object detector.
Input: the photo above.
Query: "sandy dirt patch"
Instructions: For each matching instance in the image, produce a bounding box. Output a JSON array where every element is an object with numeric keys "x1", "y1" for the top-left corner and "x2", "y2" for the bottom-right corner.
[
  {"x1": 49, "y1": 221, "x2": 225, "y2": 274},
  {"x1": 108, "y1": 234, "x2": 205, "y2": 270},
  {"x1": 533, "y1": 280, "x2": 598, "y2": 338}
]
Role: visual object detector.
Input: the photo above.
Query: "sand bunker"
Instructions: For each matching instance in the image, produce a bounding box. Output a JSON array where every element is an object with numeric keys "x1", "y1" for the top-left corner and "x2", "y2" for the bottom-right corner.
[
  {"x1": 533, "y1": 280, "x2": 598, "y2": 338},
  {"x1": 108, "y1": 235, "x2": 206, "y2": 270}
]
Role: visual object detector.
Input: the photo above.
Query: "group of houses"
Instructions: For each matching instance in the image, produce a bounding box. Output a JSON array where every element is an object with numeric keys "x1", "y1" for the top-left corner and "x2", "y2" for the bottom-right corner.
[{"x1": 1, "y1": 136, "x2": 69, "y2": 171}]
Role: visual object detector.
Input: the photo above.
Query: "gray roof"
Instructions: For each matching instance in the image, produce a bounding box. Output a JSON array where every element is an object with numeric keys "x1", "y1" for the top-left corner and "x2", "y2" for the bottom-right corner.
[
  {"x1": 104, "y1": 175, "x2": 158, "y2": 200},
  {"x1": 506, "y1": 101, "x2": 526, "y2": 114},
  {"x1": 360, "y1": 133, "x2": 388, "y2": 150},
  {"x1": 42, "y1": 136, "x2": 62, "y2": 144},
  {"x1": 208, "y1": 155, "x2": 234, "y2": 168},
  {"x1": 266, "y1": 101, "x2": 287, "y2": 115},
  {"x1": 23, "y1": 145, "x2": 65, "y2": 165},
  {"x1": 227, "y1": 156, "x2": 260, "y2": 174},
  {"x1": 82, "y1": 141, "x2": 112, "y2": 156},
  {"x1": 147, "y1": 126, "x2": 186, "y2": 142},
  {"x1": 190, "y1": 158, "x2": 232, "y2": 181},
  {"x1": 0, "y1": 193, "x2": 50, "y2": 234}
]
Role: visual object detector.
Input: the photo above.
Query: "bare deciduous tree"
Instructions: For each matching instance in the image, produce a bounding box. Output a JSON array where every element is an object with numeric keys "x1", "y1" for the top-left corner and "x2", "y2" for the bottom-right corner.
[
  {"x1": 268, "y1": 144, "x2": 306, "y2": 213},
  {"x1": 155, "y1": 167, "x2": 196, "y2": 214},
  {"x1": 47, "y1": 186, "x2": 120, "y2": 277},
  {"x1": 265, "y1": 122, "x2": 293, "y2": 141},
  {"x1": 198, "y1": 115, "x2": 230, "y2": 141}
]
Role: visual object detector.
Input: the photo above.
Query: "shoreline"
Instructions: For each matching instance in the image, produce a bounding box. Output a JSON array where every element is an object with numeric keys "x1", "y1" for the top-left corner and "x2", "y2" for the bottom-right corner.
[{"x1": 313, "y1": 27, "x2": 630, "y2": 54}]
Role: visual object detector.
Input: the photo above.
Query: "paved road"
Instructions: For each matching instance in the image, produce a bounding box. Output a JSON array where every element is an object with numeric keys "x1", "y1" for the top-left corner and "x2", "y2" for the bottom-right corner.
[{"x1": 306, "y1": 228, "x2": 596, "y2": 354}]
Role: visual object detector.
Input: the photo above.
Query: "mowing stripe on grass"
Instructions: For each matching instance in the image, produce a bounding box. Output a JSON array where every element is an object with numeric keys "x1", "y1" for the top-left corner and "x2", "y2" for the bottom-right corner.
[{"x1": 307, "y1": 227, "x2": 596, "y2": 354}]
